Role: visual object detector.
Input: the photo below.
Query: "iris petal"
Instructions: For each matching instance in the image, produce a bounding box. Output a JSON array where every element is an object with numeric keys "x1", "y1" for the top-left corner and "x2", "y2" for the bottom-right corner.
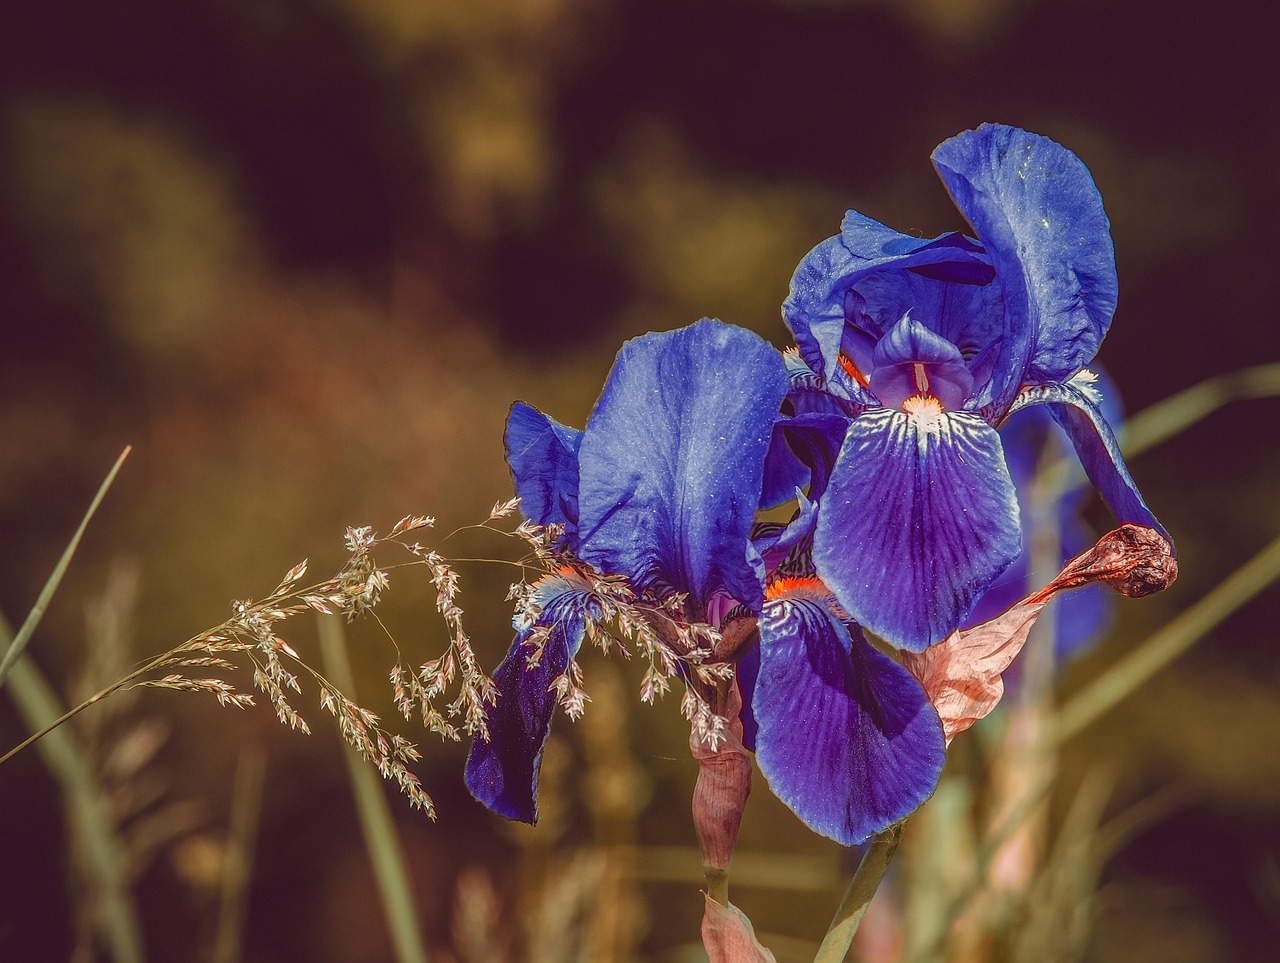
[
  {"x1": 1010, "y1": 382, "x2": 1171, "y2": 542},
  {"x1": 753, "y1": 594, "x2": 945, "y2": 845},
  {"x1": 814, "y1": 408, "x2": 1022, "y2": 651},
  {"x1": 464, "y1": 580, "x2": 598, "y2": 823},
  {"x1": 869, "y1": 314, "x2": 975, "y2": 411},
  {"x1": 575, "y1": 320, "x2": 788, "y2": 618},
  {"x1": 931, "y1": 125, "x2": 1118, "y2": 413},
  {"x1": 505, "y1": 402, "x2": 583, "y2": 544},
  {"x1": 784, "y1": 218, "x2": 993, "y2": 389},
  {"x1": 761, "y1": 411, "x2": 849, "y2": 509}
]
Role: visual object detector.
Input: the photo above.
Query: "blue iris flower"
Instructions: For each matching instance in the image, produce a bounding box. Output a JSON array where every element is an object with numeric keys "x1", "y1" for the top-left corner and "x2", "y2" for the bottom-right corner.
[
  {"x1": 466, "y1": 320, "x2": 946, "y2": 845},
  {"x1": 783, "y1": 123, "x2": 1170, "y2": 652},
  {"x1": 466, "y1": 320, "x2": 787, "y2": 822}
]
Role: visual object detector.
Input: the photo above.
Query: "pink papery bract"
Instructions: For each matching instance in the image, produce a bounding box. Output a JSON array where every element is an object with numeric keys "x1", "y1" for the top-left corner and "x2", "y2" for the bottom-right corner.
[
  {"x1": 701, "y1": 895, "x2": 778, "y2": 963},
  {"x1": 902, "y1": 524, "x2": 1177, "y2": 743}
]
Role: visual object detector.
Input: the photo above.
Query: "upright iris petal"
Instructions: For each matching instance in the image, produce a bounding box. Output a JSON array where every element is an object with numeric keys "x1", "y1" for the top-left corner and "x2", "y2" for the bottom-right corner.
[
  {"x1": 930, "y1": 124, "x2": 1118, "y2": 413},
  {"x1": 576, "y1": 320, "x2": 788, "y2": 618},
  {"x1": 867, "y1": 313, "x2": 974, "y2": 411},
  {"x1": 505, "y1": 402, "x2": 584, "y2": 542}
]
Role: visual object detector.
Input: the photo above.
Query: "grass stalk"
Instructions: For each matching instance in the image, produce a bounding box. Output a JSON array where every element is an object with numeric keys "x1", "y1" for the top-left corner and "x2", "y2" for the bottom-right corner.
[
  {"x1": 0, "y1": 447, "x2": 130, "y2": 690},
  {"x1": 316, "y1": 615, "x2": 431, "y2": 963},
  {"x1": 1, "y1": 625, "x2": 144, "y2": 963},
  {"x1": 1053, "y1": 529, "x2": 1280, "y2": 744},
  {"x1": 213, "y1": 745, "x2": 267, "y2": 963}
]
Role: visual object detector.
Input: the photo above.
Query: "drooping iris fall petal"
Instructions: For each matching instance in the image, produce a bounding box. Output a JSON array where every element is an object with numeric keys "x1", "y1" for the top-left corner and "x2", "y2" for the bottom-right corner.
[
  {"x1": 464, "y1": 575, "x2": 600, "y2": 823},
  {"x1": 815, "y1": 407, "x2": 1022, "y2": 651},
  {"x1": 752, "y1": 587, "x2": 945, "y2": 845}
]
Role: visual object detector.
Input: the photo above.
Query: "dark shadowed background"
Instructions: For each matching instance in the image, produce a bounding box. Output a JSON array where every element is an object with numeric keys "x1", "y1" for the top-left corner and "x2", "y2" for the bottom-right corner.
[{"x1": 2, "y1": 0, "x2": 1278, "y2": 960}]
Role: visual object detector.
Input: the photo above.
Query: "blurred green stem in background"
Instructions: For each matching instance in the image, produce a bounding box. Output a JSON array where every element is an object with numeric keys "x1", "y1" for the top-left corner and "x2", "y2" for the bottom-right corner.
[
  {"x1": 0, "y1": 619, "x2": 144, "y2": 963},
  {"x1": 1040, "y1": 362, "x2": 1280, "y2": 501},
  {"x1": 317, "y1": 615, "x2": 431, "y2": 963},
  {"x1": 1054, "y1": 528, "x2": 1280, "y2": 743},
  {"x1": 213, "y1": 745, "x2": 267, "y2": 963},
  {"x1": 0, "y1": 448, "x2": 141, "y2": 960}
]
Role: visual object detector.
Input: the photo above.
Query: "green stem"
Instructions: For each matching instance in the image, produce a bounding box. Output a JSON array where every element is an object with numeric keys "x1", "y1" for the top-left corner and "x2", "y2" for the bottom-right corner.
[
  {"x1": 0, "y1": 447, "x2": 130, "y2": 690},
  {"x1": 812, "y1": 825, "x2": 902, "y2": 963},
  {"x1": 704, "y1": 865, "x2": 730, "y2": 906},
  {"x1": 317, "y1": 616, "x2": 431, "y2": 963},
  {"x1": 213, "y1": 745, "x2": 267, "y2": 963}
]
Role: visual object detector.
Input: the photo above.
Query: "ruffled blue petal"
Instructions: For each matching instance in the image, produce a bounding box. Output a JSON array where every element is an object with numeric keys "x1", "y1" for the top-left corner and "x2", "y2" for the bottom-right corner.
[
  {"x1": 464, "y1": 579, "x2": 598, "y2": 823},
  {"x1": 753, "y1": 593, "x2": 945, "y2": 845},
  {"x1": 784, "y1": 234, "x2": 865, "y2": 387},
  {"x1": 505, "y1": 402, "x2": 583, "y2": 546},
  {"x1": 847, "y1": 263, "x2": 1003, "y2": 379},
  {"x1": 932, "y1": 125, "x2": 1118, "y2": 413},
  {"x1": 575, "y1": 321, "x2": 788, "y2": 618},
  {"x1": 1009, "y1": 382, "x2": 1170, "y2": 542},
  {"x1": 814, "y1": 408, "x2": 1022, "y2": 651},
  {"x1": 783, "y1": 217, "x2": 994, "y2": 390}
]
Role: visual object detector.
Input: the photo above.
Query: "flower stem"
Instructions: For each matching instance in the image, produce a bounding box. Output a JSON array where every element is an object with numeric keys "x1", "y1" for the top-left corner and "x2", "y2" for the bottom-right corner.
[
  {"x1": 704, "y1": 865, "x2": 730, "y2": 906},
  {"x1": 812, "y1": 825, "x2": 902, "y2": 963}
]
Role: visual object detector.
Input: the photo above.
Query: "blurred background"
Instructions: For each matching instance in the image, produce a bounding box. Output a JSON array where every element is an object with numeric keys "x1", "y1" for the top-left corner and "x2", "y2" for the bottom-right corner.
[{"x1": 1, "y1": 0, "x2": 1278, "y2": 960}]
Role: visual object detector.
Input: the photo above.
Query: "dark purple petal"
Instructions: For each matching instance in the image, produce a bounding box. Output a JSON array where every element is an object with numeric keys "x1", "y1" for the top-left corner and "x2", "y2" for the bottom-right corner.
[
  {"x1": 848, "y1": 265, "x2": 1004, "y2": 384},
  {"x1": 1011, "y1": 382, "x2": 1171, "y2": 542},
  {"x1": 932, "y1": 125, "x2": 1118, "y2": 413},
  {"x1": 735, "y1": 642, "x2": 761, "y2": 752},
  {"x1": 505, "y1": 402, "x2": 583, "y2": 544},
  {"x1": 761, "y1": 420, "x2": 811, "y2": 509},
  {"x1": 761, "y1": 412, "x2": 849, "y2": 509},
  {"x1": 464, "y1": 580, "x2": 598, "y2": 823},
  {"x1": 753, "y1": 593, "x2": 945, "y2": 845},
  {"x1": 575, "y1": 321, "x2": 788, "y2": 618},
  {"x1": 814, "y1": 408, "x2": 1022, "y2": 651}
]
